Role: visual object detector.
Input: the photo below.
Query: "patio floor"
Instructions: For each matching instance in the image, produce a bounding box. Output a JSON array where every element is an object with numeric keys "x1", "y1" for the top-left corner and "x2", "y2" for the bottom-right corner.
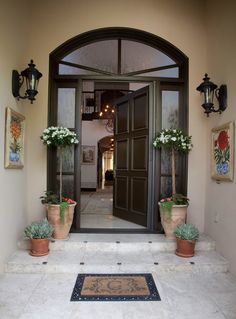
[{"x1": 1, "y1": 234, "x2": 236, "y2": 319}]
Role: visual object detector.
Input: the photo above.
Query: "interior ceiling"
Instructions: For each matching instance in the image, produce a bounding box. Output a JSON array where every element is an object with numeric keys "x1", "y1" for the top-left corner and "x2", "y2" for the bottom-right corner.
[{"x1": 98, "y1": 136, "x2": 114, "y2": 153}]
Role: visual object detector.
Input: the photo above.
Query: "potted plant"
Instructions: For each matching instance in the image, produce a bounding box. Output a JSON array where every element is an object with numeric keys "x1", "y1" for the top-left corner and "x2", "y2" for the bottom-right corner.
[
  {"x1": 24, "y1": 218, "x2": 54, "y2": 256},
  {"x1": 40, "y1": 126, "x2": 79, "y2": 239},
  {"x1": 153, "y1": 128, "x2": 192, "y2": 239},
  {"x1": 174, "y1": 223, "x2": 199, "y2": 257}
]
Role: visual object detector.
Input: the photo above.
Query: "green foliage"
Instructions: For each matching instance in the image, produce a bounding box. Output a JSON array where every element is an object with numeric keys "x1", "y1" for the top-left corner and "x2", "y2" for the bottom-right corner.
[
  {"x1": 214, "y1": 144, "x2": 230, "y2": 164},
  {"x1": 174, "y1": 223, "x2": 199, "y2": 241},
  {"x1": 153, "y1": 128, "x2": 192, "y2": 154},
  {"x1": 159, "y1": 200, "x2": 175, "y2": 220},
  {"x1": 40, "y1": 191, "x2": 60, "y2": 205},
  {"x1": 172, "y1": 193, "x2": 189, "y2": 205},
  {"x1": 59, "y1": 201, "x2": 69, "y2": 222},
  {"x1": 24, "y1": 218, "x2": 54, "y2": 239}
]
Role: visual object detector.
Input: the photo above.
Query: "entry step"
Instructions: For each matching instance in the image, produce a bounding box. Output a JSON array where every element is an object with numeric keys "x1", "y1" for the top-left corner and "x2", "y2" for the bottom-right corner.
[
  {"x1": 18, "y1": 233, "x2": 216, "y2": 252},
  {"x1": 5, "y1": 249, "x2": 228, "y2": 274}
]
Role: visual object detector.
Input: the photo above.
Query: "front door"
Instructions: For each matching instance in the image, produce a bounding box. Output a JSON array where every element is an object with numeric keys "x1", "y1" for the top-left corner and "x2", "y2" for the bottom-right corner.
[{"x1": 113, "y1": 86, "x2": 149, "y2": 227}]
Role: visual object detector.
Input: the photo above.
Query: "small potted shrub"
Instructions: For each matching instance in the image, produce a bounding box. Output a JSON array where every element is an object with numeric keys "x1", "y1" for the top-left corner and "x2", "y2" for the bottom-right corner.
[
  {"x1": 24, "y1": 218, "x2": 54, "y2": 256},
  {"x1": 174, "y1": 223, "x2": 199, "y2": 257}
]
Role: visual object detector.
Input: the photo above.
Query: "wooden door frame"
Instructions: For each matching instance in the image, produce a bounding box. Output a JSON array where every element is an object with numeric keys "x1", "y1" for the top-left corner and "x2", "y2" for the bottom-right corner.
[
  {"x1": 78, "y1": 78, "x2": 157, "y2": 232},
  {"x1": 48, "y1": 76, "x2": 187, "y2": 233},
  {"x1": 47, "y1": 26, "x2": 189, "y2": 233}
]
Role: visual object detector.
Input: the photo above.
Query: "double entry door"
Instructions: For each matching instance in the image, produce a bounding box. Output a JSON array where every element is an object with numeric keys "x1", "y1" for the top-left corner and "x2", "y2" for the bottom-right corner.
[{"x1": 49, "y1": 80, "x2": 161, "y2": 231}]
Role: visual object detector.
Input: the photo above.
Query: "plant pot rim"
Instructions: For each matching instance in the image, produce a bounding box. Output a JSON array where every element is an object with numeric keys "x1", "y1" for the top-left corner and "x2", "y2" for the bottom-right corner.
[
  {"x1": 45, "y1": 202, "x2": 77, "y2": 207},
  {"x1": 176, "y1": 237, "x2": 197, "y2": 243},
  {"x1": 158, "y1": 202, "x2": 188, "y2": 208},
  {"x1": 31, "y1": 237, "x2": 51, "y2": 239}
]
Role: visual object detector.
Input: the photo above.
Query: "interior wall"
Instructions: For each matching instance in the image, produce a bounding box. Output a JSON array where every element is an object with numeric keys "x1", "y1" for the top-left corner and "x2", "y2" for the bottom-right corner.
[
  {"x1": 0, "y1": 0, "x2": 30, "y2": 273},
  {"x1": 81, "y1": 120, "x2": 110, "y2": 189},
  {"x1": 205, "y1": 0, "x2": 236, "y2": 276},
  {"x1": 24, "y1": 0, "x2": 208, "y2": 235}
]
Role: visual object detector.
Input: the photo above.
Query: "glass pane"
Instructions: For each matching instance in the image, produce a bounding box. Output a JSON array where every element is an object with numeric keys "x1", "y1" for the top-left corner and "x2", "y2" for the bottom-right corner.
[
  {"x1": 162, "y1": 91, "x2": 179, "y2": 128},
  {"x1": 160, "y1": 176, "x2": 172, "y2": 199},
  {"x1": 62, "y1": 40, "x2": 118, "y2": 73},
  {"x1": 121, "y1": 40, "x2": 175, "y2": 74},
  {"x1": 138, "y1": 67, "x2": 179, "y2": 78},
  {"x1": 161, "y1": 149, "x2": 180, "y2": 175},
  {"x1": 83, "y1": 81, "x2": 94, "y2": 92},
  {"x1": 57, "y1": 88, "x2": 75, "y2": 127},
  {"x1": 57, "y1": 146, "x2": 74, "y2": 173},
  {"x1": 160, "y1": 175, "x2": 181, "y2": 199},
  {"x1": 56, "y1": 175, "x2": 74, "y2": 199},
  {"x1": 59, "y1": 64, "x2": 101, "y2": 75}
]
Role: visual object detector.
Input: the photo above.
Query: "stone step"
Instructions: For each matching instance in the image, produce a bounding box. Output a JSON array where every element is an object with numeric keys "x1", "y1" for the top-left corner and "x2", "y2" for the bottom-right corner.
[
  {"x1": 5, "y1": 249, "x2": 228, "y2": 274},
  {"x1": 18, "y1": 233, "x2": 216, "y2": 252}
]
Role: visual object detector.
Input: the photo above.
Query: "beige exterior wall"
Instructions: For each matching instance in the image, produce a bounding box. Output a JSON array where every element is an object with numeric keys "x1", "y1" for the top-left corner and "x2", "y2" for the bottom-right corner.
[
  {"x1": 25, "y1": 0, "x2": 208, "y2": 230},
  {"x1": 205, "y1": 0, "x2": 236, "y2": 276},
  {"x1": 3, "y1": 0, "x2": 236, "y2": 274},
  {"x1": 0, "y1": 0, "x2": 29, "y2": 272}
]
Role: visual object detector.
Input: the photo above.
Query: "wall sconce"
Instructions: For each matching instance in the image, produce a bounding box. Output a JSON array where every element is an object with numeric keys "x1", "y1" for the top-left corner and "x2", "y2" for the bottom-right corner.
[
  {"x1": 196, "y1": 73, "x2": 227, "y2": 117},
  {"x1": 12, "y1": 60, "x2": 42, "y2": 104}
]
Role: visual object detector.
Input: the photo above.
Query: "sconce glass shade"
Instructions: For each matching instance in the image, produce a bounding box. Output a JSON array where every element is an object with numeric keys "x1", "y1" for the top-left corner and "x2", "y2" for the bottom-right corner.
[
  {"x1": 196, "y1": 73, "x2": 217, "y2": 115},
  {"x1": 196, "y1": 73, "x2": 227, "y2": 116},
  {"x1": 12, "y1": 60, "x2": 42, "y2": 103}
]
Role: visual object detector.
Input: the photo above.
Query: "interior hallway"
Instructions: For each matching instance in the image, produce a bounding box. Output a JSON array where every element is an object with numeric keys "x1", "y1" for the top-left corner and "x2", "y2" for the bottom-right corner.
[{"x1": 80, "y1": 187, "x2": 145, "y2": 229}]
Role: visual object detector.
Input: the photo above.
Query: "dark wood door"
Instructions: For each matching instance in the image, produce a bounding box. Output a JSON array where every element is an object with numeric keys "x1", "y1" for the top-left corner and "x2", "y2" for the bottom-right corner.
[{"x1": 113, "y1": 86, "x2": 149, "y2": 227}]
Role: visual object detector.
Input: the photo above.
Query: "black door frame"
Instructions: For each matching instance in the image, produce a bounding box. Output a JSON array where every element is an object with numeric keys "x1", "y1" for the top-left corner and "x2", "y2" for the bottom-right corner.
[{"x1": 48, "y1": 27, "x2": 189, "y2": 233}]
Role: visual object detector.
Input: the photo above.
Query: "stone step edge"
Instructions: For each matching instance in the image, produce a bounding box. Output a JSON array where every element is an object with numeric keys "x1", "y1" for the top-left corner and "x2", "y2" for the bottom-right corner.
[
  {"x1": 5, "y1": 262, "x2": 228, "y2": 274},
  {"x1": 17, "y1": 237, "x2": 216, "y2": 252},
  {"x1": 5, "y1": 250, "x2": 228, "y2": 275}
]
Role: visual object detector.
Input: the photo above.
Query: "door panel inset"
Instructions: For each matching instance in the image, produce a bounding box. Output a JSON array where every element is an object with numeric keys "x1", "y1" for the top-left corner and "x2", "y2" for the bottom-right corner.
[
  {"x1": 133, "y1": 93, "x2": 148, "y2": 130},
  {"x1": 132, "y1": 136, "x2": 147, "y2": 170},
  {"x1": 116, "y1": 101, "x2": 129, "y2": 134},
  {"x1": 116, "y1": 139, "x2": 128, "y2": 170},
  {"x1": 115, "y1": 177, "x2": 128, "y2": 210},
  {"x1": 130, "y1": 177, "x2": 147, "y2": 214}
]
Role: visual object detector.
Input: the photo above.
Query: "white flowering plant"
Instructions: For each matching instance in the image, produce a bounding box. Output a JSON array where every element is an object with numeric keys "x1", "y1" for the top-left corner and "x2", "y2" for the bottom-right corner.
[
  {"x1": 153, "y1": 128, "x2": 192, "y2": 207},
  {"x1": 40, "y1": 126, "x2": 79, "y2": 204},
  {"x1": 153, "y1": 128, "x2": 192, "y2": 153},
  {"x1": 40, "y1": 126, "x2": 79, "y2": 147}
]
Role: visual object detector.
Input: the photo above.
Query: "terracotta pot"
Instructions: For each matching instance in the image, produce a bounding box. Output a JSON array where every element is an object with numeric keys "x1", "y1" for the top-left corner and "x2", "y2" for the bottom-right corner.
[
  {"x1": 175, "y1": 238, "x2": 196, "y2": 257},
  {"x1": 30, "y1": 238, "x2": 50, "y2": 256},
  {"x1": 159, "y1": 204, "x2": 187, "y2": 240},
  {"x1": 46, "y1": 203, "x2": 76, "y2": 240}
]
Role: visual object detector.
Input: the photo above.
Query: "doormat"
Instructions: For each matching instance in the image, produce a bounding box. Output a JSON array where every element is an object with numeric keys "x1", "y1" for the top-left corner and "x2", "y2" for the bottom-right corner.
[{"x1": 70, "y1": 273, "x2": 161, "y2": 301}]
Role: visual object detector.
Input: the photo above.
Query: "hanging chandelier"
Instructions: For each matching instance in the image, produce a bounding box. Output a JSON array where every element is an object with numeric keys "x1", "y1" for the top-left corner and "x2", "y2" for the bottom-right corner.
[{"x1": 99, "y1": 104, "x2": 115, "y2": 133}]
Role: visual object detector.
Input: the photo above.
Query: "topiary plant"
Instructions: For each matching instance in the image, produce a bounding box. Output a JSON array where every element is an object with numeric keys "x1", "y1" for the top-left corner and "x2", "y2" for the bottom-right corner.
[
  {"x1": 174, "y1": 223, "x2": 199, "y2": 241},
  {"x1": 24, "y1": 218, "x2": 54, "y2": 239}
]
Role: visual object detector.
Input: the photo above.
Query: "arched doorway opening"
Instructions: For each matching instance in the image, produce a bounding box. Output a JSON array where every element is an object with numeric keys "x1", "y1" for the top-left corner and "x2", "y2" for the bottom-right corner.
[{"x1": 48, "y1": 27, "x2": 189, "y2": 232}]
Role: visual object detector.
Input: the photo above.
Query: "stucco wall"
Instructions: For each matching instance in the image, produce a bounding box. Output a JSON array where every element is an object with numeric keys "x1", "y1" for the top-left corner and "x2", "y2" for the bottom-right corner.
[
  {"x1": 0, "y1": 0, "x2": 29, "y2": 273},
  {"x1": 25, "y1": 0, "x2": 208, "y2": 230},
  {"x1": 0, "y1": 0, "x2": 212, "y2": 273},
  {"x1": 205, "y1": 0, "x2": 236, "y2": 276}
]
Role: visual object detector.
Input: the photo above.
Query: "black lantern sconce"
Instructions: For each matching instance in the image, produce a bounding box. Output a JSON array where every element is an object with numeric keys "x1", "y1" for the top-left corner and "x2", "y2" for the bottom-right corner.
[
  {"x1": 196, "y1": 73, "x2": 227, "y2": 117},
  {"x1": 12, "y1": 60, "x2": 42, "y2": 104}
]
